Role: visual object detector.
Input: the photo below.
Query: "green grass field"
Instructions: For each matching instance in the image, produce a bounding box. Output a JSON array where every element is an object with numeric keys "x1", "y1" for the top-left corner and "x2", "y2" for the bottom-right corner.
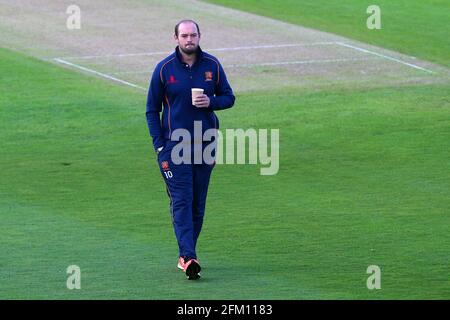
[
  {"x1": 1, "y1": 1, "x2": 449, "y2": 299},
  {"x1": 204, "y1": 0, "x2": 450, "y2": 67}
]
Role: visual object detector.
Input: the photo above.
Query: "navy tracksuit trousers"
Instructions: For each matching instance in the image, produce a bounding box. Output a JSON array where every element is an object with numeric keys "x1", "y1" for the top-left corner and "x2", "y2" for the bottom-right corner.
[{"x1": 157, "y1": 141, "x2": 215, "y2": 259}]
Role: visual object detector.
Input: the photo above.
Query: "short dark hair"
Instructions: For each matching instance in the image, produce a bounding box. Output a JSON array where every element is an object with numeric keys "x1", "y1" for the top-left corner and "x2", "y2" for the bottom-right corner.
[{"x1": 174, "y1": 20, "x2": 200, "y2": 37}]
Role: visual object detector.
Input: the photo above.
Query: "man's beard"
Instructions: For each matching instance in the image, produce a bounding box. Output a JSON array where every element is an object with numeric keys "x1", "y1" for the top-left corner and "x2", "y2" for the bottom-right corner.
[{"x1": 180, "y1": 44, "x2": 198, "y2": 55}]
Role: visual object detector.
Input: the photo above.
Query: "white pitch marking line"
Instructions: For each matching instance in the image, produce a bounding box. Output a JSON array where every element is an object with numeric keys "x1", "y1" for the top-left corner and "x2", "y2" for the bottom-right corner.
[
  {"x1": 110, "y1": 57, "x2": 379, "y2": 74},
  {"x1": 208, "y1": 42, "x2": 335, "y2": 52},
  {"x1": 227, "y1": 57, "x2": 379, "y2": 68},
  {"x1": 59, "y1": 50, "x2": 173, "y2": 60},
  {"x1": 53, "y1": 58, "x2": 147, "y2": 91},
  {"x1": 55, "y1": 42, "x2": 336, "y2": 60},
  {"x1": 335, "y1": 42, "x2": 435, "y2": 74}
]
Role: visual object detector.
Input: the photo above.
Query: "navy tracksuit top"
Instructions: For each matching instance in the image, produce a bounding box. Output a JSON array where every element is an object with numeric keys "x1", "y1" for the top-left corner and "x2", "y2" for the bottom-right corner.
[{"x1": 146, "y1": 46, "x2": 235, "y2": 150}]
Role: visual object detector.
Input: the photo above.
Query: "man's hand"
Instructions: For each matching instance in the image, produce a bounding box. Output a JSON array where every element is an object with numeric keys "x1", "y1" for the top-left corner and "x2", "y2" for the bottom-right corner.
[
  {"x1": 156, "y1": 145, "x2": 164, "y2": 155},
  {"x1": 193, "y1": 94, "x2": 210, "y2": 108}
]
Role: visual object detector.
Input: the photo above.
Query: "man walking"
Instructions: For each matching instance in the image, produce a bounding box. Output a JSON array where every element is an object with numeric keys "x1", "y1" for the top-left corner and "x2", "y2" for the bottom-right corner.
[{"x1": 146, "y1": 20, "x2": 235, "y2": 280}]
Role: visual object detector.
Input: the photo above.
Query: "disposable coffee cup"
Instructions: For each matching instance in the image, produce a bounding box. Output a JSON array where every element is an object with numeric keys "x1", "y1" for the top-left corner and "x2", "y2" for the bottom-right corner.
[{"x1": 191, "y1": 88, "x2": 204, "y2": 106}]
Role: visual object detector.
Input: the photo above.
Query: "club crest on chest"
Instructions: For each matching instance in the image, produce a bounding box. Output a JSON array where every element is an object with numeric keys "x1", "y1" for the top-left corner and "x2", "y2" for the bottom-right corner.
[{"x1": 204, "y1": 71, "x2": 213, "y2": 81}]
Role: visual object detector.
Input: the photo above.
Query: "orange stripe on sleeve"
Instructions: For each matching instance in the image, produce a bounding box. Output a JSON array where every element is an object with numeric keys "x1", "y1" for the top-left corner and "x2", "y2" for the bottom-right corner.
[
  {"x1": 164, "y1": 95, "x2": 171, "y2": 137},
  {"x1": 159, "y1": 57, "x2": 176, "y2": 83}
]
